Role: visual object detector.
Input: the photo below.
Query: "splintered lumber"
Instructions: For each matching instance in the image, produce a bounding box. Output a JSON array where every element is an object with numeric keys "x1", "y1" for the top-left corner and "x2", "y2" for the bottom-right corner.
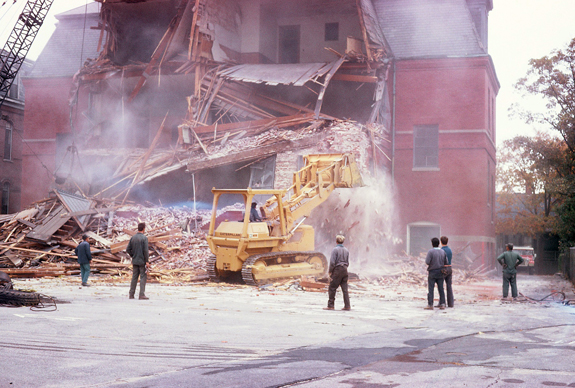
[
  {"x1": 301, "y1": 280, "x2": 327, "y2": 291},
  {"x1": 85, "y1": 231, "x2": 112, "y2": 247},
  {"x1": 110, "y1": 233, "x2": 183, "y2": 253}
]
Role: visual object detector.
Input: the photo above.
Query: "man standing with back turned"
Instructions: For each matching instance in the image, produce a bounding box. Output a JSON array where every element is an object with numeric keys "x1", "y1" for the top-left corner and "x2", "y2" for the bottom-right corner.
[
  {"x1": 497, "y1": 243, "x2": 524, "y2": 301},
  {"x1": 425, "y1": 237, "x2": 448, "y2": 310},
  {"x1": 325, "y1": 234, "x2": 351, "y2": 311},
  {"x1": 75, "y1": 234, "x2": 92, "y2": 287},
  {"x1": 440, "y1": 236, "x2": 454, "y2": 308},
  {"x1": 127, "y1": 222, "x2": 150, "y2": 300}
]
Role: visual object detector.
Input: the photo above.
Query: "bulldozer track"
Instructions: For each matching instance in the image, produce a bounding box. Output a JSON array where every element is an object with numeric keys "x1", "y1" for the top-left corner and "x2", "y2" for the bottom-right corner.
[
  {"x1": 241, "y1": 251, "x2": 327, "y2": 286},
  {"x1": 206, "y1": 255, "x2": 218, "y2": 281}
]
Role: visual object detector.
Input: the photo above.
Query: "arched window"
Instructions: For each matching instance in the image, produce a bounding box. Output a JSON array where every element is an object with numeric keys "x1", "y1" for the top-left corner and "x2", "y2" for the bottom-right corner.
[
  {"x1": 4, "y1": 122, "x2": 12, "y2": 161},
  {"x1": 1, "y1": 181, "x2": 9, "y2": 214}
]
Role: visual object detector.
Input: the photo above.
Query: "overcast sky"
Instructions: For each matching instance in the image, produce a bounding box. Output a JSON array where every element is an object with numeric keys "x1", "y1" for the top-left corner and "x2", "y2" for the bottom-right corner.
[{"x1": 2, "y1": 0, "x2": 575, "y2": 147}]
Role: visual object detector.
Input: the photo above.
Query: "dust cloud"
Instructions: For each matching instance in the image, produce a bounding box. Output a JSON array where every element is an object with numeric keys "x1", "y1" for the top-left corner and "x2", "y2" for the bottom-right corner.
[{"x1": 308, "y1": 172, "x2": 402, "y2": 278}]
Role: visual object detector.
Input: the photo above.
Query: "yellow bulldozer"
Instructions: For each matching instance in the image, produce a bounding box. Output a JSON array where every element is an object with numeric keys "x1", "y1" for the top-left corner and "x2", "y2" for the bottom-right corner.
[{"x1": 206, "y1": 153, "x2": 364, "y2": 285}]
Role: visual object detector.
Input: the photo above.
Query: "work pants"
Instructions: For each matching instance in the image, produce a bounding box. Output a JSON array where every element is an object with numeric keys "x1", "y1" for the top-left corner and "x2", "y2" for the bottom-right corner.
[
  {"x1": 130, "y1": 264, "x2": 147, "y2": 297},
  {"x1": 444, "y1": 267, "x2": 454, "y2": 307},
  {"x1": 80, "y1": 263, "x2": 91, "y2": 284},
  {"x1": 502, "y1": 272, "x2": 518, "y2": 298},
  {"x1": 328, "y1": 266, "x2": 350, "y2": 309},
  {"x1": 427, "y1": 269, "x2": 446, "y2": 306}
]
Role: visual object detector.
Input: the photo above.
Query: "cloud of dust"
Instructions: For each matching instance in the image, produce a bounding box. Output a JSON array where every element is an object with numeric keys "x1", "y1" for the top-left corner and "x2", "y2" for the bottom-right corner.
[{"x1": 307, "y1": 172, "x2": 402, "y2": 279}]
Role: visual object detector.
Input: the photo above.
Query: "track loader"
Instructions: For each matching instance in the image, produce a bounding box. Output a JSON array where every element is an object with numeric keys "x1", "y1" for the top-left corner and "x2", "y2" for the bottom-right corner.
[{"x1": 206, "y1": 153, "x2": 363, "y2": 285}]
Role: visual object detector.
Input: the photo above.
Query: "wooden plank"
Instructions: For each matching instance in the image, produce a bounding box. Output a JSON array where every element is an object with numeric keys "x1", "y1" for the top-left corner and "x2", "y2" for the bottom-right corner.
[
  {"x1": 17, "y1": 218, "x2": 35, "y2": 228},
  {"x1": 301, "y1": 280, "x2": 327, "y2": 290},
  {"x1": 85, "y1": 231, "x2": 112, "y2": 248},
  {"x1": 26, "y1": 206, "x2": 71, "y2": 243},
  {"x1": 332, "y1": 73, "x2": 377, "y2": 83},
  {"x1": 3, "y1": 246, "x2": 74, "y2": 258}
]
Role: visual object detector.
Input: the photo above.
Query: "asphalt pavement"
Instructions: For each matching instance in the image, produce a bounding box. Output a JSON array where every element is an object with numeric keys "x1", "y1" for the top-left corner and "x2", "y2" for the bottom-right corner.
[{"x1": 1, "y1": 274, "x2": 574, "y2": 388}]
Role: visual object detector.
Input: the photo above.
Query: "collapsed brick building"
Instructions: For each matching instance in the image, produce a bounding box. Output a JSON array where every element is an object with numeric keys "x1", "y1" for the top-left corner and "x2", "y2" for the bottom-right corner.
[{"x1": 21, "y1": 0, "x2": 498, "y2": 266}]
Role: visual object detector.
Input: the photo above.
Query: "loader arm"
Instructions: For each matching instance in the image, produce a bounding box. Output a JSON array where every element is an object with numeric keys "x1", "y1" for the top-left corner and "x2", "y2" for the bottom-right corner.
[{"x1": 262, "y1": 153, "x2": 363, "y2": 234}]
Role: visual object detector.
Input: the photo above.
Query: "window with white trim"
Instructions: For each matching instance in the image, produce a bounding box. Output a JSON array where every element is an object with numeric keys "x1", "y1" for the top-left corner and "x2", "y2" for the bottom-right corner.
[{"x1": 4, "y1": 122, "x2": 13, "y2": 161}]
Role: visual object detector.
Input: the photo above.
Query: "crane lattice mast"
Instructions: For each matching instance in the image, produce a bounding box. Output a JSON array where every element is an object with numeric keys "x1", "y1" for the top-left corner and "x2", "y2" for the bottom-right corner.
[{"x1": 0, "y1": 0, "x2": 55, "y2": 116}]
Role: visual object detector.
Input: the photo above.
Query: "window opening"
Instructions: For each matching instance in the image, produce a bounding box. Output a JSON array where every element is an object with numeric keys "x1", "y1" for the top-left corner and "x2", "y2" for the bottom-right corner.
[
  {"x1": 325, "y1": 22, "x2": 339, "y2": 41},
  {"x1": 1, "y1": 182, "x2": 9, "y2": 214},
  {"x1": 279, "y1": 25, "x2": 300, "y2": 64},
  {"x1": 4, "y1": 122, "x2": 13, "y2": 161},
  {"x1": 413, "y1": 125, "x2": 438, "y2": 168}
]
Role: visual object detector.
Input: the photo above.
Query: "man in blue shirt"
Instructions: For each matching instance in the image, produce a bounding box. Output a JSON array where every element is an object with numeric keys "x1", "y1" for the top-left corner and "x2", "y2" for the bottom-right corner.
[
  {"x1": 75, "y1": 234, "x2": 92, "y2": 287},
  {"x1": 441, "y1": 236, "x2": 454, "y2": 308}
]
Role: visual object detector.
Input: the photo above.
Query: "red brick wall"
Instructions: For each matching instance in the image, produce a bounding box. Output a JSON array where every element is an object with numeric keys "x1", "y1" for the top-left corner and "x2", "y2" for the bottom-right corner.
[
  {"x1": 21, "y1": 77, "x2": 75, "y2": 207},
  {"x1": 393, "y1": 56, "x2": 499, "y2": 265},
  {"x1": 0, "y1": 104, "x2": 24, "y2": 213}
]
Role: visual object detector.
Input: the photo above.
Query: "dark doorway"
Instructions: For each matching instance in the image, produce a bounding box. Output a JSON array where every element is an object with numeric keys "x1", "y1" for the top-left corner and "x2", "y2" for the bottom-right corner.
[{"x1": 279, "y1": 25, "x2": 300, "y2": 64}]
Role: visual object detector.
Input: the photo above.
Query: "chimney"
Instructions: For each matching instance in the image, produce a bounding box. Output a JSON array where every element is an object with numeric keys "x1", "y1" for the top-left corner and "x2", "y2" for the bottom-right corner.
[{"x1": 466, "y1": 0, "x2": 493, "y2": 51}]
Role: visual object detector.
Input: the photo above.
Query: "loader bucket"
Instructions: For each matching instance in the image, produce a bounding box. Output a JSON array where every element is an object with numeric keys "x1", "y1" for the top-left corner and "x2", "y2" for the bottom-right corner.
[{"x1": 343, "y1": 154, "x2": 364, "y2": 188}]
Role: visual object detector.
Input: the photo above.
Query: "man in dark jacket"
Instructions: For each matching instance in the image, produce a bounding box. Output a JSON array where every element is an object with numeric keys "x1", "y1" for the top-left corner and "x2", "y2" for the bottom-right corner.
[
  {"x1": 127, "y1": 222, "x2": 150, "y2": 300},
  {"x1": 424, "y1": 237, "x2": 449, "y2": 310},
  {"x1": 325, "y1": 235, "x2": 351, "y2": 311},
  {"x1": 497, "y1": 243, "x2": 525, "y2": 300},
  {"x1": 75, "y1": 234, "x2": 92, "y2": 287},
  {"x1": 440, "y1": 236, "x2": 454, "y2": 308},
  {"x1": 249, "y1": 202, "x2": 262, "y2": 222}
]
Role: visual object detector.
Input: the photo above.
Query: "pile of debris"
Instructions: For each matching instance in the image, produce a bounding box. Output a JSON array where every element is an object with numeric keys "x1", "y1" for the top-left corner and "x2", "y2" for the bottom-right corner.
[
  {"x1": 0, "y1": 190, "x2": 211, "y2": 283},
  {"x1": 359, "y1": 252, "x2": 494, "y2": 288}
]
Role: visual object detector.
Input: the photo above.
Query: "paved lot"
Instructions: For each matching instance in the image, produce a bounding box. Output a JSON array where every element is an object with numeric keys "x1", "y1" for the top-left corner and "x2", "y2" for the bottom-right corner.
[{"x1": 1, "y1": 274, "x2": 574, "y2": 387}]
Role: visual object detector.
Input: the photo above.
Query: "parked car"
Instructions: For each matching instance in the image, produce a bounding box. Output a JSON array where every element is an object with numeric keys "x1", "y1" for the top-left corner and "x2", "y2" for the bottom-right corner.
[{"x1": 514, "y1": 246, "x2": 535, "y2": 275}]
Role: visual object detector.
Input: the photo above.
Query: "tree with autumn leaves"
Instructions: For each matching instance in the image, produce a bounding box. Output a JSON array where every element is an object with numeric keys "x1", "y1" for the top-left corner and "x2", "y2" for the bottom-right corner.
[{"x1": 497, "y1": 37, "x2": 575, "y2": 247}]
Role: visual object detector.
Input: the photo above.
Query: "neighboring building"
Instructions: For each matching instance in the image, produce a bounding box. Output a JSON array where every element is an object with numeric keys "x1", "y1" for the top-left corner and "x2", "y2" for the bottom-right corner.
[
  {"x1": 21, "y1": 3, "x2": 101, "y2": 210},
  {"x1": 0, "y1": 50, "x2": 33, "y2": 214},
  {"x1": 21, "y1": 0, "x2": 498, "y2": 268}
]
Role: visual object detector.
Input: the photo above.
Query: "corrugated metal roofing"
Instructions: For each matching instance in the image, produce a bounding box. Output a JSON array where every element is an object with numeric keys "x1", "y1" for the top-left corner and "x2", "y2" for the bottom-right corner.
[
  {"x1": 373, "y1": 0, "x2": 485, "y2": 59},
  {"x1": 217, "y1": 62, "x2": 337, "y2": 86},
  {"x1": 56, "y1": 190, "x2": 94, "y2": 228}
]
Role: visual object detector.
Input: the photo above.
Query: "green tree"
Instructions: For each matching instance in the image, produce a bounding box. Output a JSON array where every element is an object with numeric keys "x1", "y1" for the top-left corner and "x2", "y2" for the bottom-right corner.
[
  {"x1": 496, "y1": 132, "x2": 563, "y2": 237},
  {"x1": 513, "y1": 37, "x2": 575, "y2": 246}
]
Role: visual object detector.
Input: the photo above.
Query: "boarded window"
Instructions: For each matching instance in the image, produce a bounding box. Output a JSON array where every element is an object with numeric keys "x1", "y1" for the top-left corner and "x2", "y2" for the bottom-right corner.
[
  {"x1": 413, "y1": 125, "x2": 438, "y2": 168},
  {"x1": 4, "y1": 123, "x2": 12, "y2": 161},
  {"x1": 1, "y1": 182, "x2": 9, "y2": 214},
  {"x1": 325, "y1": 22, "x2": 339, "y2": 41}
]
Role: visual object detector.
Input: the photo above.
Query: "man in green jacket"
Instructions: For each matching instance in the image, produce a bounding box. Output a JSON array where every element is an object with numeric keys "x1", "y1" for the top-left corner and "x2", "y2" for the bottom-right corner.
[
  {"x1": 127, "y1": 222, "x2": 150, "y2": 300},
  {"x1": 497, "y1": 243, "x2": 525, "y2": 300}
]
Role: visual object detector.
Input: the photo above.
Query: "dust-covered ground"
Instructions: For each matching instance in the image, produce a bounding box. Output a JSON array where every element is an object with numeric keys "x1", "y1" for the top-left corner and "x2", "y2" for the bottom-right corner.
[{"x1": 1, "y1": 273, "x2": 574, "y2": 388}]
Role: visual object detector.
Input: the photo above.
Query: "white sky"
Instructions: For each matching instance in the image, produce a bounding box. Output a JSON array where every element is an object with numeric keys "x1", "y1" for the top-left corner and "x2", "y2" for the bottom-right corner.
[
  {"x1": 2, "y1": 0, "x2": 575, "y2": 147},
  {"x1": 489, "y1": 0, "x2": 575, "y2": 146}
]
